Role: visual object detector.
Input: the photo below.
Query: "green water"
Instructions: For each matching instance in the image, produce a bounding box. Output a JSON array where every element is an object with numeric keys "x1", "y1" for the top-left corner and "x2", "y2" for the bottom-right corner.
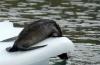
[{"x1": 0, "y1": 0, "x2": 100, "y2": 44}]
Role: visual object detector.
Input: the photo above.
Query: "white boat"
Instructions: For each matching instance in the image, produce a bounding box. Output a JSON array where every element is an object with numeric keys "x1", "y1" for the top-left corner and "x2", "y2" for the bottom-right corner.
[
  {"x1": 0, "y1": 21, "x2": 75, "y2": 65},
  {"x1": 0, "y1": 20, "x2": 23, "y2": 41}
]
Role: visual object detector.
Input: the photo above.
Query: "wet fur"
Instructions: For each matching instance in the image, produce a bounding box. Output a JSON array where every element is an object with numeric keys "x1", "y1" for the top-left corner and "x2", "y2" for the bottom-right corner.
[{"x1": 7, "y1": 19, "x2": 62, "y2": 52}]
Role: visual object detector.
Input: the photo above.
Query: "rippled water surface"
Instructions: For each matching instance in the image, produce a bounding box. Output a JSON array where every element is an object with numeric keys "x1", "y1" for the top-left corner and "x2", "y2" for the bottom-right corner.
[{"x1": 0, "y1": 0, "x2": 100, "y2": 65}]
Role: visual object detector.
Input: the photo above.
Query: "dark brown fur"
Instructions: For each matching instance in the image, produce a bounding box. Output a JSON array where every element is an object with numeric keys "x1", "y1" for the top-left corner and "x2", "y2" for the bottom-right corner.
[{"x1": 7, "y1": 19, "x2": 62, "y2": 52}]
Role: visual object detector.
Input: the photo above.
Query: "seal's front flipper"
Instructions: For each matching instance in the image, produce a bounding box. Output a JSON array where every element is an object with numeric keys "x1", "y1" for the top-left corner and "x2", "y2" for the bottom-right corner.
[
  {"x1": 30, "y1": 45, "x2": 47, "y2": 50},
  {"x1": 20, "y1": 45, "x2": 47, "y2": 51}
]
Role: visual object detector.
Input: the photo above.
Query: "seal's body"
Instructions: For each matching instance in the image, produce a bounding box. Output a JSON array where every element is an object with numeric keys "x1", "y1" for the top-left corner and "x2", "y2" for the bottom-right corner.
[{"x1": 7, "y1": 19, "x2": 62, "y2": 52}]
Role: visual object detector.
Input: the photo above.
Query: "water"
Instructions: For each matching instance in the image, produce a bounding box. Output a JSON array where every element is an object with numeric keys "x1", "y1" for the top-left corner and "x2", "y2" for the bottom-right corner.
[
  {"x1": 68, "y1": 43, "x2": 100, "y2": 65},
  {"x1": 0, "y1": 0, "x2": 100, "y2": 65}
]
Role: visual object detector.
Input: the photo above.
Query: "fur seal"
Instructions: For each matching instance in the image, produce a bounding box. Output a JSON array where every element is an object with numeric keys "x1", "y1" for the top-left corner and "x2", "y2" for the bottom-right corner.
[
  {"x1": 6, "y1": 19, "x2": 69, "y2": 60},
  {"x1": 6, "y1": 19, "x2": 62, "y2": 52}
]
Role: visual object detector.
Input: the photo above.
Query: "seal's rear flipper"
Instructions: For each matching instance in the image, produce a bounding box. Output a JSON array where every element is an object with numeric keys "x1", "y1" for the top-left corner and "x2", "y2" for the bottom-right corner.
[
  {"x1": 1, "y1": 36, "x2": 17, "y2": 42},
  {"x1": 6, "y1": 46, "x2": 18, "y2": 52},
  {"x1": 6, "y1": 47, "x2": 12, "y2": 52}
]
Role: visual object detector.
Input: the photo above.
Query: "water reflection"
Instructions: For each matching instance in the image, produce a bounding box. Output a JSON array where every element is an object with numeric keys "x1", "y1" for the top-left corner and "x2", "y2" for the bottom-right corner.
[
  {"x1": 53, "y1": 60, "x2": 66, "y2": 65},
  {"x1": 46, "y1": 0, "x2": 63, "y2": 6}
]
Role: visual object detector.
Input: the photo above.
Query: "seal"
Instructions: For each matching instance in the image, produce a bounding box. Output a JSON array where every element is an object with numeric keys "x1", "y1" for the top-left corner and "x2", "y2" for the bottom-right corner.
[
  {"x1": 6, "y1": 19, "x2": 69, "y2": 60},
  {"x1": 6, "y1": 19, "x2": 62, "y2": 52}
]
